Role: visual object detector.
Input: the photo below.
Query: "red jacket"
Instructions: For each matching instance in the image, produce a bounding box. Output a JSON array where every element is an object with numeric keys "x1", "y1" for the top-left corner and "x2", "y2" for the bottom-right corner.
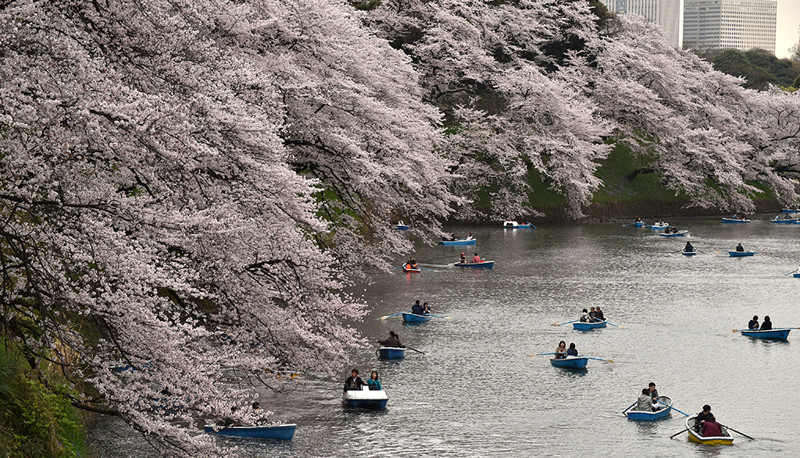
[{"x1": 702, "y1": 421, "x2": 722, "y2": 437}]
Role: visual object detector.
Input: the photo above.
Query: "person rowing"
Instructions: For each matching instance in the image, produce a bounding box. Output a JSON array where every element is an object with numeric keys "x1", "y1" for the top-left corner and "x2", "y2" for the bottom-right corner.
[
  {"x1": 405, "y1": 257, "x2": 418, "y2": 270},
  {"x1": 760, "y1": 315, "x2": 772, "y2": 330},
  {"x1": 748, "y1": 315, "x2": 759, "y2": 330},
  {"x1": 471, "y1": 252, "x2": 482, "y2": 263},
  {"x1": 735, "y1": 243, "x2": 744, "y2": 252},
  {"x1": 684, "y1": 241, "x2": 695, "y2": 253},
  {"x1": 377, "y1": 331, "x2": 403, "y2": 348},
  {"x1": 411, "y1": 300, "x2": 424, "y2": 315}
]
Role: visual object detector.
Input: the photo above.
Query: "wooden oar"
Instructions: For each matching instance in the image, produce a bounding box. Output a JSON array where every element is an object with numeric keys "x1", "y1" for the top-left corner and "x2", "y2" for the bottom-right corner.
[
  {"x1": 419, "y1": 266, "x2": 437, "y2": 272},
  {"x1": 380, "y1": 312, "x2": 405, "y2": 320},
  {"x1": 669, "y1": 428, "x2": 689, "y2": 439},
  {"x1": 622, "y1": 401, "x2": 636, "y2": 415},
  {"x1": 551, "y1": 320, "x2": 579, "y2": 326},
  {"x1": 784, "y1": 269, "x2": 798, "y2": 276},
  {"x1": 426, "y1": 314, "x2": 450, "y2": 320},
  {"x1": 405, "y1": 346, "x2": 425, "y2": 354},
  {"x1": 531, "y1": 352, "x2": 556, "y2": 356},
  {"x1": 657, "y1": 399, "x2": 689, "y2": 417},
  {"x1": 586, "y1": 356, "x2": 613, "y2": 363},
  {"x1": 719, "y1": 423, "x2": 754, "y2": 440},
  {"x1": 602, "y1": 320, "x2": 623, "y2": 328}
]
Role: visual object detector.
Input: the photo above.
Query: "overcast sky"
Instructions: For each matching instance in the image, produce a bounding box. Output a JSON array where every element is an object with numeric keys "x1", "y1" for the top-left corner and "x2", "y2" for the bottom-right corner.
[{"x1": 776, "y1": 0, "x2": 800, "y2": 58}]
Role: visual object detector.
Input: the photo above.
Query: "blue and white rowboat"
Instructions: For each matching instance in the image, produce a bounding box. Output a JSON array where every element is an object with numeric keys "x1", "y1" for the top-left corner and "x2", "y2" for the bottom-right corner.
[
  {"x1": 454, "y1": 261, "x2": 494, "y2": 269},
  {"x1": 401, "y1": 313, "x2": 431, "y2": 324},
  {"x1": 549, "y1": 357, "x2": 588, "y2": 369},
  {"x1": 377, "y1": 346, "x2": 407, "y2": 359},
  {"x1": 722, "y1": 218, "x2": 750, "y2": 223},
  {"x1": 649, "y1": 222, "x2": 669, "y2": 230},
  {"x1": 573, "y1": 321, "x2": 607, "y2": 331},
  {"x1": 342, "y1": 386, "x2": 388, "y2": 409},
  {"x1": 204, "y1": 424, "x2": 296, "y2": 440},
  {"x1": 438, "y1": 239, "x2": 477, "y2": 246},
  {"x1": 740, "y1": 328, "x2": 792, "y2": 340},
  {"x1": 659, "y1": 230, "x2": 688, "y2": 237},
  {"x1": 682, "y1": 250, "x2": 697, "y2": 256},
  {"x1": 624, "y1": 396, "x2": 673, "y2": 421},
  {"x1": 794, "y1": 273, "x2": 800, "y2": 278},
  {"x1": 729, "y1": 251, "x2": 755, "y2": 257}
]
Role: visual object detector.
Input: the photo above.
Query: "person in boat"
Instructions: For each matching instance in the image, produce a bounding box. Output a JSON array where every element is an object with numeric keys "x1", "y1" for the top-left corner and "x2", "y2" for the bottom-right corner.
[
  {"x1": 566, "y1": 343, "x2": 578, "y2": 357},
  {"x1": 459, "y1": 252, "x2": 466, "y2": 263},
  {"x1": 411, "y1": 300, "x2": 424, "y2": 315},
  {"x1": 466, "y1": 232, "x2": 474, "y2": 240},
  {"x1": 588, "y1": 307, "x2": 599, "y2": 322},
  {"x1": 554, "y1": 341, "x2": 567, "y2": 359},
  {"x1": 471, "y1": 252, "x2": 482, "y2": 263},
  {"x1": 648, "y1": 382, "x2": 661, "y2": 410},
  {"x1": 344, "y1": 369, "x2": 366, "y2": 392},
  {"x1": 405, "y1": 257, "x2": 418, "y2": 270},
  {"x1": 367, "y1": 371, "x2": 383, "y2": 391},
  {"x1": 748, "y1": 315, "x2": 759, "y2": 330},
  {"x1": 701, "y1": 413, "x2": 723, "y2": 437},
  {"x1": 760, "y1": 315, "x2": 772, "y2": 330},
  {"x1": 694, "y1": 405, "x2": 712, "y2": 431},
  {"x1": 634, "y1": 217, "x2": 642, "y2": 223},
  {"x1": 732, "y1": 213, "x2": 739, "y2": 219},
  {"x1": 422, "y1": 302, "x2": 431, "y2": 315},
  {"x1": 735, "y1": 243, "x2": 744, "y2": 252},
  {"x1": 595, "y1": 306, "x2": 605, "y2": 321},
  {"x1": 636, "y1": 388, "x2": 656, "y2": 412},
  {"x1": 378, "y1": 331, "x2": 403, "y2": 348},
  {"x1": 579, "y1": 308, "x2": 589, "y2": 322},
  {"x1": 684, "y1": 241, "x2": 695, "y2": 253}
]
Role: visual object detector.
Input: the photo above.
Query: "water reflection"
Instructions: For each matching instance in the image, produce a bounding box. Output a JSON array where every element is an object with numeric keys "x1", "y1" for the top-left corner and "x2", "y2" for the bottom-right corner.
[{"x1": 88, "y1": 216, "x2": 800, "y2": 456}]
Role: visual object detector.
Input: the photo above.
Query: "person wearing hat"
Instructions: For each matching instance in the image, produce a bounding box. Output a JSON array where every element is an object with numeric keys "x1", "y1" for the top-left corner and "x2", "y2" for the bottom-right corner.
[{"x1": 459, "y1": 252, "x2": 466, "y2": 263}]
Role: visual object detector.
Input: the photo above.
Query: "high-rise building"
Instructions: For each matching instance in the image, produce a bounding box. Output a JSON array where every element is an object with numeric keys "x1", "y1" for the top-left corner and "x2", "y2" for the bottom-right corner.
[
  {"x1": 683, "y1": 0, "x2": 777, "y2": 54},
  {"x1": 600, "y1": 0, "x2": 684, "y2": 48}
]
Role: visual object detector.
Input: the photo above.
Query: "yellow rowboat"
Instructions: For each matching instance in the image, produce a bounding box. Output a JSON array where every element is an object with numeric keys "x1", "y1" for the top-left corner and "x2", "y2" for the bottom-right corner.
[{"x1": 686, "y1": 415, "x2": 734, "y2": 445}]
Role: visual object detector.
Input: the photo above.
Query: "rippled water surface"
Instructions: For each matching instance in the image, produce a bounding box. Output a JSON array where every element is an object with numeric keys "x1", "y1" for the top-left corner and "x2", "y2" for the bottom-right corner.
[{"x1": 89, "y1": 216, "x2": 800, "y2": 456}]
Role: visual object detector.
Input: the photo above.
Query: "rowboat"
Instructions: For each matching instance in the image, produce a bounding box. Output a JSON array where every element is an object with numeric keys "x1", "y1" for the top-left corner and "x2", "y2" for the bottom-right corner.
[
  {"x1": 401, "y1": 313, "x2": 431, "y2": 324},
  {"x1": 438, "y1": 239, "x2": 476, "y2": 246},
  {"x1": 794, "y1": 273, "x2": 800, "y2": 278},
  {"x1": 402, "y1": 265, "x2": 421, "y2": 273},
  {"x1": 682, "y1": 250, "x2": 697, "y2": 256},
  {"x1": 722, "y1": 218, "x2": 750, "y2": 223},
  {"x1": 503, "y1": 220, "x2": 535, "y2": 229},
  {"x1": 204, "y1": 423, "x2": 296, "y2": 440},
  {"x1": 573, "y1": 321, "x2": 607, "y2": 331},
  {"x1": 624, "y1": 396, "x2": 673, "y2": 421},
  {"x1": 549, "y1": 356, "x2": 588, "y2": 369},
  {"x1": 454, "y1": 261, "x2": 494, "y2": 269},
  {"x1": 740, "y1": 328, "x2": 792, "y2": 340},
  {"x1": 729, "y1": 251, "x2": 755, "y2": 257},
  {"x1": 342, "y1": 385, "x2": 388, "y2": 409},
  {"x1": 377, "y1": 346, "x2": 407, "y2": 359},
  {"x1": 649, "y1": 222, "x2": 669, "y2": 230},
  {"x1": 659, "y1": 230, "x2": 688, "y2": 237},
  {"x1": 686, "y1": 415, "x2": 734, "y2": 445},
  {"x1": 771, "y1": 217, "x2": 797, "y2": 224}
]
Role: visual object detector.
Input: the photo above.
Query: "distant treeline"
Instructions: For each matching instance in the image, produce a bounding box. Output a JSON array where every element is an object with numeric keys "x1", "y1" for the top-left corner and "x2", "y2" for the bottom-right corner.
[{"x1": 695, "y1": 48, "x2": 800, "y2": 90}]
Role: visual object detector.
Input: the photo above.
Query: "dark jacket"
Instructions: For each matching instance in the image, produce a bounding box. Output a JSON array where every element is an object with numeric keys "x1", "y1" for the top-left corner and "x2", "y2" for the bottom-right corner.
[
  {"x1": 702, "y1": 421, "x2": 723, "y2": 437},
  {"x1": 411, "y1": 304, "x2": 424, "y2": 314},
  {"x1": 378, "y1": 336, "x2": 402, "y2": 347},
  {"x1": 760, "y1": 319, "x2": 772, "y2": 330},
  {"x1": 344, "y1": 376, "x2": 365, "y2": 391},
  {"x1": 748, "y1": 320, "x2": 759, "y2": 330}
]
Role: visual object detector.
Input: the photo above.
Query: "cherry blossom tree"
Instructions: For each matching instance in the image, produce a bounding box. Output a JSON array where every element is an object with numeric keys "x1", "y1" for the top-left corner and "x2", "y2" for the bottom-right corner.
[{"x1": 0, "y1": 0, "x2": 451, "y2": 453}]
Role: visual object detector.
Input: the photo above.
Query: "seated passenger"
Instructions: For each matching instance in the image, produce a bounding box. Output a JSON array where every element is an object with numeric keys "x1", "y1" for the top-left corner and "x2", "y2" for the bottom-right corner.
[
  {"x1": 579, "y1": 308, "x2": 589, "y2": 322},
  {"x1": 760, "y1": 315, "x2": 772, "y2": 331},
  {"x1": 344, "y1": 369, "x2": 366, "y2": 391},
  {"x1": 748, "y1": 315, "x2": 759, "y2": 330},
  {"x1": 554, "y1": 341, "x2": 566, "y2": 359},
  {"x1": 367, "y1": 371, "x2": 383, "y2": 390},
  {"x1": 407, "y1": 257, "x2": 418, "y2": 269},
  {"x1": 459, "y1": 252, "x2": 466, "y2": 263},
  {"x1": 684, "y1": 242, "x2": 695, "y2": 252},
  {"x1": 588, "y1": 307, "x2": 599, "y2": 322},
  {"x1": 735, "y1": 243, "x2": 744, "y2": 252},
  {"x1": 701, "y1": 414, "x2": 723, "y2": 437},
  {"x1": 636, "y1": 388, "x2": 655, "y2": 412},
  {"x1": 471, "y1": 253, "x2": 482, "y2": 263},
  {"x1": 411, "y1": 300, "x2": 424, "y2": 315},
  {"x1": 566, "y1": 343, "x2": 578, "y2": 357},
  {"x1": 378, "y1": 331, "x2": 402, "y2": 348},
  {"x1": 422, "y1": 302, "x2": 431, "y2": 315}
]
